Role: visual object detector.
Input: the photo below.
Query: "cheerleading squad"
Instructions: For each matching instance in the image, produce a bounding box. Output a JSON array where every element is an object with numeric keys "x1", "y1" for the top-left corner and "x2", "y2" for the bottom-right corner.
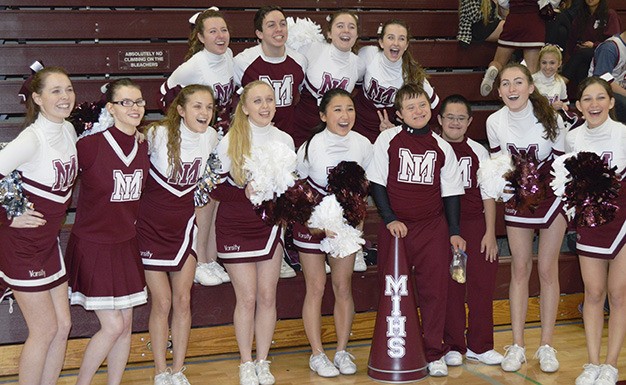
[{"x1": 0, "y1": 5, "x2": 625, "y2": 385}]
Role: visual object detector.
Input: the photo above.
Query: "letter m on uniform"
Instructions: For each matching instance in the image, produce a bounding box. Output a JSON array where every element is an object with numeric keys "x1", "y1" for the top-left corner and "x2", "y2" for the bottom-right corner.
[
  {"x1": 397, "y1": 149, "x2": 436, "y2": 185},
  {"x1": 111, "y1": 170, "x2": 143, "y2": 202}
]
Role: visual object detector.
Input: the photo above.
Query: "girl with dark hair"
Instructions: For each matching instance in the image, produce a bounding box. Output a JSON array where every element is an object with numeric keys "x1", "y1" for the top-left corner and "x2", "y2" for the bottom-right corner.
[
  {"x1": 353, "y1": 19, "x2": 439, "y2": 144},
  {"x1": 294, "y1": 88, "x2": 372, "y2": 377},
  {"x1": 66, "y1": 78, "x2": 150, "y2": 385},
  {"x1": 0, "y1": 66, "x2": 77, "y2": 385},
  {"x1": 486, "y1": 63, "x2": 567, "y2": 373},
  {"x1": 138, "y1": 85, "x2": 219, "y2": 385}
]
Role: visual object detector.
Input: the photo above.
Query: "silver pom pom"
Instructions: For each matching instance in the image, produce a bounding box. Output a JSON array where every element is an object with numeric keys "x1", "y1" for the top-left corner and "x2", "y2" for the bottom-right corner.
[
  {"x1": 1, "y1": 171, "x2": 34, "y2": 219},
  {"x1": 194, "y1": 153, "x2": 222, "y2": 207}
]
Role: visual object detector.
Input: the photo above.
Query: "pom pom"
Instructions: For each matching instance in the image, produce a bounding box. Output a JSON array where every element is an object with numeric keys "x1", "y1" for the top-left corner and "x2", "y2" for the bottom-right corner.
[
  {"x1": 326, "y1": 161, "x2": 369, "y2": 227},
  {"x1": 558, "y1": 151, "x2": 621, "y2": 227},
  {"x1": 255, "y1": 179, "x2": 320, "y2": 226},
  {"x1": 70, "y1": 100, "x2": 113, "y2": 138},
  {"x1": 243, "y1": 141, "x2": 297, "y2": 206},
  {"x1": 0, "y1": 170, "x2": 34, "y2": 220},
  {"x1": 503, "y1": 152, "x2": 546, "y2": 214},
  {"x1": 477, "y1": 154, "x2": 514, "y2": 200},
  {"x1": 194, "y1": 153, "x2": 222, "y2": 207},
  {"x1": 286, "y1": 17, "x2": 325, "y2": 52},
  {"x1": 308, "y1": 195, "x2": 365, "y2": 258},
  {"x1": 550, "y1": 152, "x2": 577, "y2": 219}
]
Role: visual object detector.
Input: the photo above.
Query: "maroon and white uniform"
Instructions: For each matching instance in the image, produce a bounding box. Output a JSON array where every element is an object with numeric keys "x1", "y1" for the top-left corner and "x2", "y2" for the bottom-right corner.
[
  {"x1": 497, "y1": 0, "x2": 545, "y2": 48},
  {"x1": 354, "y1": 45, "x2": 439, "y2": 143},
  {"x1": 66, "y1": 127, "x2": 149, "y2": 310},
  {"x1": 162, "y1": 48, "x2": 235, "y2": 132},
  {"x1": 293, "y1": 129, "x2": 372, "y2": 253},
  {"x1": 234, "y1": 45, "x2": 306, "y2": 138},
  {"x1": 532, "y1": 72, "x2": 568, "y2": 106},
  {"x1": 443, "y1": 137, "x2": 499, "y2": 355},
  {"x1": 211, "y1": 121, "x2": 295, "y2": 263},
  {"x1": 565, "y1": 118, "x2": 626, "y2": 260},
  {"x1": 137, "y1": 122, "x2": 218, "y2": 271},
  {"x1": 0, "y1": 115, "x2": 77, "y2": 292},
  {"x1": 367, "y1": 125, "x2": 464, "y2": 362},
  {"x1": 292, "y1": 42, "x2": 363, "y2": 147},
  {"x1": 486, "y1": 102, "x2": 566, "y2": 228}
]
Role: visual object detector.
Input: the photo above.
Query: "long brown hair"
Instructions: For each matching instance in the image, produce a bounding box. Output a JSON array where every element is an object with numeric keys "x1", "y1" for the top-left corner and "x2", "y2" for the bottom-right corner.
[
  {"x1": 184, "y1": 9, "x2": 228, "y2": 61},
  {"x1": 499, "y1": 63, "x2": 560, "y2": 141},
  {"x1": 23, "y1": 67, "x2": 71, "y2": 128},
  {"x1": 378, "y1": 19, "x2": 427, "y2": 85},
  {"x1": 148, "y1": 84, "x2": 215, "y2": 176},
  {"x1": 325, "y1": 9, "x2": 360, "y2": 54}
]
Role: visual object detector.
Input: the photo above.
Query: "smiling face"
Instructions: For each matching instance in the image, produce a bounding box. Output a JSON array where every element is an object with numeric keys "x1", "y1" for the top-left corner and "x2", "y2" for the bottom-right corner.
[
  {"x1": 378, "y1": 23, "x2": 408, "y2": 62},
  {"x1": 576, "y1": 82, "x2": 615, "y2": 129},
  {"x1": 242, "y1": 82, "x2": 276, "y2": 127},
  {"x1": 177, "y1": 90, "x2": 215, "y2": 133},
  {"x1": 256, "y1": 10, "x2": 287, "y2": 53},
  {"x1": 540, "y1": 52, "x2": 561, "y2": 78},
  {"x1": 32, "y1": 72, "x2": 75, "y2": 123},
  {"x1": 438, "y1": 102, "x2": 472, "y2": 143},
  {"x1": 328, "y1": 13, "x2": 358, "y2": 52},
  {"x1": 396, "y1": 93, "x2": 431, "y2": 130},
  {"x1": 198, "y1": 17, "x2": 230, "y2": 55},
  {"x1": 107, "y1": 86, "x2": 144, "y2": 133},
  {"x1": 498, "y1": 67, "x2": 534, "y2": 112},
  {"x1": 320, "y1": 94, "x2": 355, "y2": 136}
]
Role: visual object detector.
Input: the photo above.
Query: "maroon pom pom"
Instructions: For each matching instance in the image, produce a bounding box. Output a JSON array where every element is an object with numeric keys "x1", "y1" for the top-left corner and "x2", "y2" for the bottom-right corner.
[
  {"x1": 254, "y1": 179, "x2": 320, "y2": 226},
  {"x1": 504, "y1": 152, "x2": 546, "y2": 214},
  {"x1": 69, "y1": 100, "x2": 106, "y2": 136},
  {"x1": 326, "y1": 161, "x2": 369, "y2": 227}
]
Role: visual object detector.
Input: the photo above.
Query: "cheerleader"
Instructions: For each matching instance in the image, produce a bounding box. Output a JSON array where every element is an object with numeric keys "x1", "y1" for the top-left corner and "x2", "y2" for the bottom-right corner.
[
  {"x1": 292, "y1": 9, "x2": 363, "y2": 148},
  {"x1": 161, "y1": 7, "x2": 233, "y2": 287},
  {"x1": 294, "y1": 89, "x2": 372, "y2": 377},
  {"x1": 533, "y1": 45, "x2": 569, "y2": 111},
  {"x1": 65, "y1": 79, "x2": 150, "y2": 385},
  {"x1": 353, "y1": 19, "x2": 439, "y2": 144},
  {"x1": 211, "y1": 81, "x2": 294, "y2": 385},
  {"x1": 138, "y1": 85, "x2": 219, "y2": 385},
  {"x1": 568, "y1": 77, "x2": 626, "y2": 385},
  {"x1": 486, "y1": 63, "x2": 567, "y2": 373},
  {"x1": 0, "y1": 67, "x2": 77, "y2": 385}
]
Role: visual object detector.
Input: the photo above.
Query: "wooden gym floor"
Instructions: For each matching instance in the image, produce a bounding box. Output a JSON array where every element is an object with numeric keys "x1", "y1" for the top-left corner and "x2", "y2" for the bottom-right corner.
[{"x1": 1, "y1": 320, "x2": 624, "y2": 385}]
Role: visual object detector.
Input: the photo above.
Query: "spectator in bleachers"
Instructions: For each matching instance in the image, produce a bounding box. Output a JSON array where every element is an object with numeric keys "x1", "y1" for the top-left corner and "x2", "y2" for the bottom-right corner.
[
  {"x1": 561, "y1": 0, "x2": 621, "y2": 91},
  {"x1": 588, "y1": 29, "x2": 626, "y2": 123},
  {"x1": 457, "y1": 0, "x2": 506, "y2": 47},
  {"x1": 545, "y1": 0, "x2": 584, "y2": 54}
]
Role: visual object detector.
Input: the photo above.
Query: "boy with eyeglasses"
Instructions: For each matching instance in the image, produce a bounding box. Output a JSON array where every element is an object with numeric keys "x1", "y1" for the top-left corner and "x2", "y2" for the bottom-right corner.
[
  {"x1": 437, "y1": 94, "x2": 504, "y2": 368},
  {"x1": 367, "y1": 83, "x2": 465, "y2": 377}
]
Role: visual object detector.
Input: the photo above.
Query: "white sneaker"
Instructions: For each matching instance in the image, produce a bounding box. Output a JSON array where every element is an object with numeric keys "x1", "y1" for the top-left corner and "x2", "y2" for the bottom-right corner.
[
  {"x1": 466, "y1": 348, "x2": 503, "y2": 365},
  {"x1": 534, "y1": 344, "x2": 559, "y2": 373},
  {"x1": 575, "y1": 363, "x2": 601, "y2": 385},
  {"x1": 194, "y1": 262, "x2": 222, "y2": 286},
  {"x1": 239, "y1": 361, "x2": 259, "y2": 385},
  {"x1": 334, "y1": 350, "x2": 357, "y2": 375},
  {"x1": 501, "y1": 344, "x2": 526, "y2": 372},
  {"x1": 154, "y1": 368, "x2": 173, "y2": 385},
  {"x1": 279, "y1": 258, "x2": 296, "y2": 279},
  {"x1": 325, "y1": 262, "x2": 331, "y2": 274},
  {"x1": 255, "y1": 359, "x2": 275, "y2": 385},
  {"x1": 353, "y1": 250, "x2": 367, "y2": 272},
  {"x1": 171, "y1": 367, "x2": 191, "y2": 385},
  {"x1": 428, "y1": 357, "x2": 448, "y2": 377},
  {"x1": 309, "y1": 352, "x2": 339, "y2": 377},
  {"x1": 480, "y1": 66, "x2": 499, "y2": 97},
  {"x1": 444, "y1": 350, "x2": 463, "y2": 366},
  {"x1": 207, "y1": 260, "x2": 230, "y2": 283},
  {"x1": 594, "y1": 364, "x2": 618, "y2": 385}
]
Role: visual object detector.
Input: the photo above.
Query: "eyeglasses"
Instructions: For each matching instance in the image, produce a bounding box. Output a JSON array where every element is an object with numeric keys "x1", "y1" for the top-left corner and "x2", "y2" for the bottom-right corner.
[
  {"x1": 442, "y1": 115, "x2": 469, "y2": 123},
  {"x1": 111, "y1": 99, "x2": 146, "y2": 107}
]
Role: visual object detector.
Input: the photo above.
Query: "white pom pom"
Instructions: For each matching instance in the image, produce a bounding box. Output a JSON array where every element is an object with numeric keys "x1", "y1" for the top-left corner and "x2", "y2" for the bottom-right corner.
[
  {"x1": 550, "y1": 152, "x2": 577, "y2": 219},
  {"x1": 243, "y1": 141, "x2": 297, "y2": 205},
  {"x1": 286, "y1": 17, "x2": 325, "y2": 52},
  {"x1": 308, "y1": 195, "x2": 365, "y2": 258},
  {"x1": 477, "y1": 154, "x2": 514, "y2": 201}
]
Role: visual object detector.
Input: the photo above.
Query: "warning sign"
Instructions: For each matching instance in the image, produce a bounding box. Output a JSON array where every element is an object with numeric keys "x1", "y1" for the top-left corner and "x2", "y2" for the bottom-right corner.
[{"x1": 118, "y1": 50, "x2": 170, "y2": 71}]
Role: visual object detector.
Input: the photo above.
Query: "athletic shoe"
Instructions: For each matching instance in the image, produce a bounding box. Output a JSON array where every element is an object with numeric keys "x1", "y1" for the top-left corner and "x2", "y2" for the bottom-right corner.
[
  {"x1": 239, "y1": 361, "x2": 259, "y2": 385},
  {"x1": 207, "y1": 261, "x2": 230, "y2": 283},
  {"x1": 194, "y1": 262, "x2": 221, "y2": 286},
  {"x1": 480, "y1": 66, "x2": 499, "y2": 97},
  {"x1": 501, "y1": 344, "x2": 526, "y2": 372},
  {"x1": 334, "y1": 350, "x2": 357, "y2": 375},
  {"x1": 466, "y1": 348, "x2": 503, "y2": 365},
  {"x1": 444, "y1": 350, "x2": 463, "y2": 366},
  {"x1": 535, "y1": 344, "x2": 559, "y2": 373},
  {"x1": 575, "y1": 363, "x2": 601, "y2": 385},
  {"x1": 325, "y1": 262, "x2": 331, "y2": 274},
  {"x1": 428, "y1": 357, "x2": 448, "y2": 376},
  {"x1": 171, "y1": 367, "x2": 191, "y2": 385},
  {"x1": 309, "y1": 352, "x2": 339, "y2": 377},
  {"x1": 154, "y1": 368, "x2": 173, "y2": 385},
  {"x1": 353, "y1": 250, "x2": 367, "y2": 272},
  {"x1": 255, "y1": 359, "x2": 275, "y2": 385},
  {"x1": 594, "y1": 364, "x2": 618, "y2": 385},
  {"x1": 279, "y1": 258, "x2": 296, "y2": 279}
]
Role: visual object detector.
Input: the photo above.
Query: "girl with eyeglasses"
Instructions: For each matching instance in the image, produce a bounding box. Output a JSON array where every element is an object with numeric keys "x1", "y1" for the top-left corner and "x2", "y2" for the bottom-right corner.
[{"x1": 66, "y1": 78, "x2": 150, "y2": 385}]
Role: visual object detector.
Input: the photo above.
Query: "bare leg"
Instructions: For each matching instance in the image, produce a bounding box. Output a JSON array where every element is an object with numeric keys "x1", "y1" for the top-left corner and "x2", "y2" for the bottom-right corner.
[
  {"x1": 169, "y1": 256, "x2": 196, "y2": 372},
  {"x1": 606, "y1": 245, "x2": 626, "y2": 366},
  {"x1": 506, "y1": 226, "x2": 535, "y2": 347},
  {"x1": 39, "y1": 282, "x2": 72, "y2": 385},
  {"x1": 226, "y1": 262, "x2": 258, "y2": 362},
  {"x1": 485, "y1": 20, "x2": 505, "y2": 43},
  {"x1": 254, "y1": 246, "x2": 283, "y2": 359},
  {"x1": 299, "y1": 252, "x2": 328, "y2": 354},
  {"x1": 145, "y1": 270, "x2": 172, "y2": 374},
  {"x1": 194, "y1": 201, "x2": 217, "y2": 265},
  {"x1": 579, "y1": 256, "x2": 608, "y2": 364},
  {"x1": 207, "y1": 202, "x2": 219, "y2": 263},
  {"x1": 523, "y1": 48, "x2": 541, "y2": 74},
  {"x1": 328, "y1": 253, "x2": 356, "y2": 351},
  {"x1": 104, "y1": 308, "x2": 133, "y2": 385}
]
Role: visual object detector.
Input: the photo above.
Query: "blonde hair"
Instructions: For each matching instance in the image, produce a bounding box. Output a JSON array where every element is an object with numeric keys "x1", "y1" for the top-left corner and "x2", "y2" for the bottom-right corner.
[
  {"x1": 227, "y1": 80, "x2": 273, "y2": 186},
  {"x1": 538, "y1": 45, "x2": 564, "y2": 81},
  {"x1": 481, "y1": 0, "x2": 493, "y2": 25}
]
